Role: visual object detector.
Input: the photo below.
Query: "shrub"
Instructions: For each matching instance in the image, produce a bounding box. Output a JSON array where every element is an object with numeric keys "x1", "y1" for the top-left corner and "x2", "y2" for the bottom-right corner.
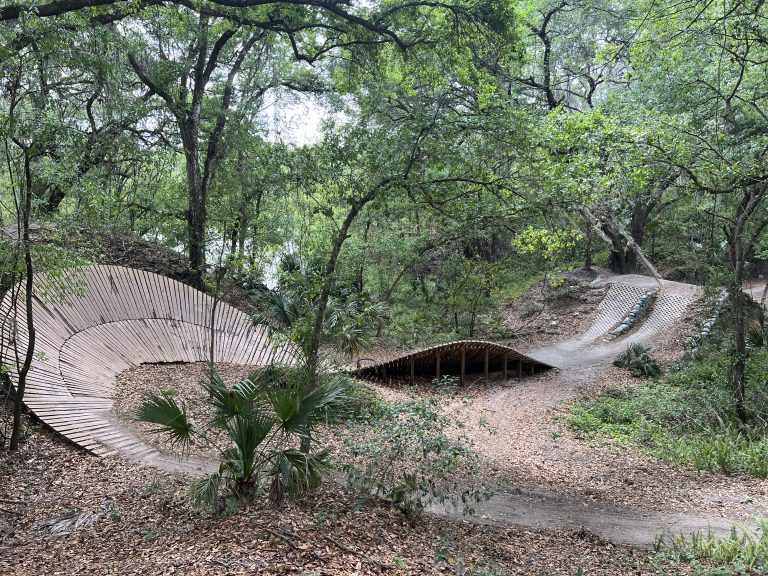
[
  {"x1": 659, "y1": 518, "x2": 768, "y2": 574},
  {"x1": 339, "y1": 399, "x2": 493, "y2": 519},
  {"x1": 613, "y1": 343, "x2": 662, "y2": 378},
  {"x1": 570, "y1": 348, "x2": 768, "y2": 478},
  {"x1": 136, "y1": 365, "x2": 350, "y2": 510}
]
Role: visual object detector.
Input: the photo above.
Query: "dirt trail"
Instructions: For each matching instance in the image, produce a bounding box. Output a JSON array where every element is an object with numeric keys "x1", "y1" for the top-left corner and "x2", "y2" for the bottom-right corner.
[
  {"x1": 467, "y1": 487, "x2": 740, "y2": 547},
  {"x1": 445, "y1": 362, "x2": 762, "y2": 547},
  {"x1": 440, "y1": 274, "x2": 768, "y2": 546}
]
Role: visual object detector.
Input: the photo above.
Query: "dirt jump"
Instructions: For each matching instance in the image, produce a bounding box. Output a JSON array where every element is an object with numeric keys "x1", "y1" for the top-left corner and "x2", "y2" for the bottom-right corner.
[{"x1": 446, "y1": 273, "x2": 764, "y2": 546}]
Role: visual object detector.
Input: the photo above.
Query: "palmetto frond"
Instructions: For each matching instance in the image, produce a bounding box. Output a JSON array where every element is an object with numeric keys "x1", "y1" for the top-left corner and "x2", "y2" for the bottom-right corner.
[
  {"x1": 296, "y1": 375, "x2": 350, "y2": 425},
  {"x1": 135, "y1": 391, "x2": 196, "y2": 448},
  {"x1": 271, "y1": 449, "x2": 329, "y2": 502},
  {"x1": 136, "y1": 361, "x2": 339, "y2": 510},
  {"x1": 253, "y1": 290, "x2": 302, "y2": 333},
  {"x1": 255, "y1": 367, "x2": 349, "y2": 439},
  {"x1": 203, "y1": 368, "x2": 253, "y2": 426},
  {"x1": 748, "y1": 327, "x2": 767, "y2": 351},
  {"x1": 222, "y1": 413, "x2": 274, "y2": 481},
  {"x1": 190, "y1": 472, "x2": 221, "y2": 509}
]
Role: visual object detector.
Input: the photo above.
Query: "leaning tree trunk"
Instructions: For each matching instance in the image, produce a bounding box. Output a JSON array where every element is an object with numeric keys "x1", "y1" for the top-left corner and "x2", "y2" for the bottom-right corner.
[
  {"x1": 300, "y1": 182, "x2": 391, "y2": 453},
  {"x1": 602, "y1": 214, "x2": 630, "y2": 273},
  {"x1": 601, "y1": 197, "x2": 657, "y2": 274}
]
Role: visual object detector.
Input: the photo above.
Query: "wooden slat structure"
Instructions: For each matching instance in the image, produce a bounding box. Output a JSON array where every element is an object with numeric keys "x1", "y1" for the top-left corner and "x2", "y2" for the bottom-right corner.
[
  {"x1": 351, "y1": 340, "x2": 554, "y2": 384},
  {"x1": 0, "y1": 265, "x2": 294, "y2": 458}
]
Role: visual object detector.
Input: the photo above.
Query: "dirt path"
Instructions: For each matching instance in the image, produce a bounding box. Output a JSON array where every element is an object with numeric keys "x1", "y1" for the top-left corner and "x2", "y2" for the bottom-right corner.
[
  {"x1": 443, "y1": 363, "x2": 764, "y2": 546},
  {"x1": 436, "y1": 274, "x2": 768, "y2": 546},
  {"x1": 467, "y1": 487, "x2": 740, "y2": 547}
]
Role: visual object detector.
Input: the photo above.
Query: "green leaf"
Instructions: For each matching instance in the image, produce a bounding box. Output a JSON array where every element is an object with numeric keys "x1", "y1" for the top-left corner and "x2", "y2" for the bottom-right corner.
[
  {"x1": 190, "y1": 472, "x2": 221, "y2": 509},
  {"x1": 203, "y1": 367, "x2": 251, "y2": 426},
  {"x1": 135, "y1": 391, "x2": 195, "y2": 448},
  {"x1": 221, "y1": 413, "x2": 274, "y2": 482}
]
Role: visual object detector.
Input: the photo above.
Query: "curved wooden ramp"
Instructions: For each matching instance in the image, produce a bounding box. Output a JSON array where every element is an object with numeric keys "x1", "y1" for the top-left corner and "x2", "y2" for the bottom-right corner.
[
  {"x1": 352, "y1": 340, "x2": 554, "y2": 384},
  {"x1": 0, "y1": 265, "x2": 293, "y2": 459}
]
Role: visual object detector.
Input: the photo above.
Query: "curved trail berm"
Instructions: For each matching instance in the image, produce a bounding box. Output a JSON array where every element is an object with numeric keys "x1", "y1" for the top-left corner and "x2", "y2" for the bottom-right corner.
[{"x1": 444, "y1": 273, "x2": 766, "y2": 546}]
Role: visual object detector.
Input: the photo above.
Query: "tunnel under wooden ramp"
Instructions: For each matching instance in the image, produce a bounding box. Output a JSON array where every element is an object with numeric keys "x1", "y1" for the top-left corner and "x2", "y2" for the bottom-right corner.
[{"x1": 351, "y1": 340, "x2": 554, "y2": 385}]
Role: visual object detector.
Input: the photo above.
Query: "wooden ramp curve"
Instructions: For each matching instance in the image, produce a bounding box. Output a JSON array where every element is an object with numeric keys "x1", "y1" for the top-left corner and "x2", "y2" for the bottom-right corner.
[
  {"x1": 352, "y1": 340, "x2": 554, "y2": 384},
  {"x1": 0, "y1": 265, "x2": 294, "y2": 459}
]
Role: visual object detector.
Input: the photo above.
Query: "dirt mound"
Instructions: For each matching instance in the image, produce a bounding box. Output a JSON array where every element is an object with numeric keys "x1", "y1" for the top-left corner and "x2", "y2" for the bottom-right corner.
[
  {"x1": 88, "y1": 230, "x2": 259, "y2": 313},
  {"x1": 90, "y1": 230, "x2": 196, "y2": 286}
]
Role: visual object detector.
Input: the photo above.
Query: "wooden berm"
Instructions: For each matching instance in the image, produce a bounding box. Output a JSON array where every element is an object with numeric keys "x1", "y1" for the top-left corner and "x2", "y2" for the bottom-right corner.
[{"x1": 352, "y1": 340, "x2": 553, "y2": 385}]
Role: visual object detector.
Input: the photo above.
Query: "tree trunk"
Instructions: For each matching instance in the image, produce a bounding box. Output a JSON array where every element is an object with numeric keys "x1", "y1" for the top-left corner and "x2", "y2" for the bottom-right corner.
[
  {"x1": 601, "y1": 213, "x2": 629, "y2": 273},
  {"x1": 229, "y1": 221, "x2": 238, "y2": 255},
  {"x1": 185, "y1": 147, "x2": 207, "y2": 289},
  {"x1": 607, "y1": 242, "x2": 628, "y2": 273},
  {"x1": 732, "y1": 240, "x2": 748, "y2": 424},
  {"x1": 601, "y1": 194, "x2": 658, "y2": 274},
  {"x1": 304, "y1": 183, "x2": 390, "y2": 410},
  {"x1": 10, "y1": 153, "x2": 36, "y2": 452}
]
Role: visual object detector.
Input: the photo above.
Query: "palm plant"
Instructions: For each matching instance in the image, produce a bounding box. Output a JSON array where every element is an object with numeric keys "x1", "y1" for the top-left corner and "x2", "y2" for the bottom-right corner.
[
  {"x1": 613, "y1": 343, "x2": 662, "y2": 378},
  {"x1": 136, "y1": 365, "x2": 350, "y2": 509}
]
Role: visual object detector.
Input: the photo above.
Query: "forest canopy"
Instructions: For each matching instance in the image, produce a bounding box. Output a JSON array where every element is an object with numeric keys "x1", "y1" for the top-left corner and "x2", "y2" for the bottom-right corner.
[{"x1": 1, "y1": 0, "x2": 768, "y2": 432}]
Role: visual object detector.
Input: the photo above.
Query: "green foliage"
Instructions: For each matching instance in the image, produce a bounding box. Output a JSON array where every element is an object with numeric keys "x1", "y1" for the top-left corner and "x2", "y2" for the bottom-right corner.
[
  {"x1": 570, "y1": 348, "x2": 768, "y2": 478},
  {"x1": 666, "y1": 430, "x2": 768, "y2": 478},
  {"x1": 613, "y1": 343, "x2": 662, "y2": 378},
  {"x1": 339, "y1": 399, "x2": 493, "y2": 519},
  {"x1": 512, "y1": 226, "x2": 582, "y2": 263},
  {"x1": 656, "y1": 519, "x2": 768, "y2": 575},
  {"x1": 382, "y1": 264, "x2": 543, "y2": 347},
  {"x1": 747, "y1": 313, "x2": 768, "y2": 352},
  {"x1": 135, "y1": 391, "x2": 196, "y2": 450},
  {"x1": 252, "y1": 256, "x2": 384, "y2": 360},
  {"x1": 136, "y1": 366, "x2": 352, "y2": 509}
]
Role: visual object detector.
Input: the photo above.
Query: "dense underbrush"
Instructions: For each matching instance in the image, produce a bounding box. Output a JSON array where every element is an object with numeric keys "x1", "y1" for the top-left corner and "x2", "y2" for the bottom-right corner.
[{"x1": 569, "y1": 347, "x2": 768, "y2": 478}]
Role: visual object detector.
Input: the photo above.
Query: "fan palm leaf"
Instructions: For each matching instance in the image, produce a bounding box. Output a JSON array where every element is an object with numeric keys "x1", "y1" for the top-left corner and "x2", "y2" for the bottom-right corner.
[
  {"x1": 135, "y1": 391, "x2": 195, "y2": 449},
  {"x1": 204, "y1": 368, "x2": 252, "y2": 426},
  {"x1": 271, "y1": 449, "x2": 329, "y2": 501},
  {"x1": 221, "y1": 413, "x2": 274, "y2": 481},
  {"x1": 190, "y1": 472, "x2": 222, "y2": 509}
]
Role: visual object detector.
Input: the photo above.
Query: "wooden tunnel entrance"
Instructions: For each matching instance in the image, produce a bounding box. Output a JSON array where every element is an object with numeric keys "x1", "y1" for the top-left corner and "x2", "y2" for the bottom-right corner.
[{"x1": 351, "y1": 340, "x2": 554, "y2": 384}]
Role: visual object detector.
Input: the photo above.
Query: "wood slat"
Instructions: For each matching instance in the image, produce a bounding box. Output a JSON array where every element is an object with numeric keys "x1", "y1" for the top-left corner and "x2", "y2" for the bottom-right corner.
[
  {"x1": 1, "y1": 264, "x2": 295, "y2": 459},
  {"x1": 351, "y1": 339, "x2": 554, "y2": 383}
]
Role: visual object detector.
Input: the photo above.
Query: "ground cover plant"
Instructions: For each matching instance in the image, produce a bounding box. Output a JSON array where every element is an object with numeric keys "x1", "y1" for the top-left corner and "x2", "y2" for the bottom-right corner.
[
  {"x1": 613, "y1": 343, "x2": 662, "y2": 378},
  {"x1": 570, "y1": 344, "x2": 768, "y2": 478},
  {"x1": 651, "y1": 518, "x2": 768, "y2": 576},
  {"x1": 340, "y1": 397, "x2": 494, "y2": 519}
]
